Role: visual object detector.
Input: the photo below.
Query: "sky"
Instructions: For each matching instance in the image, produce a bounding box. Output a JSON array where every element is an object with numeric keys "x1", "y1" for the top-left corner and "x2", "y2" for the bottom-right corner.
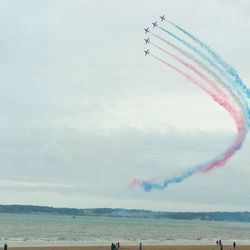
[{"x1": 0, "y1": 0, "x2": 250, "y2": 211}]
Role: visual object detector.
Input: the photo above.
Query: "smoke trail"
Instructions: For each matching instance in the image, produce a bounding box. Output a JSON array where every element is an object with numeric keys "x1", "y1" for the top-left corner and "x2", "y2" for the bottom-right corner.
[
  {"x1": 158, "y1": 26, "x2": 250, "y2": 121},
  {"x1": 151, "y1": 43, "x2": 246, "y2": 127},
  {"x1": 132, "y1": 54, "x2": 247, "y2": 191},
  {"x1": 165, "y1": 19, "x2": 250, "y2": 99},
  {"x1": 151, "y1": 33, "x2": 249, "y2": 122},
  {"x1": 134, "y1": 20, "x2": 249, "y2": 191},
  {"x1": 150, "y1": 44, "x2": 248, "y2": 172},
  {"x1": 151, "y1": 33, "x2": 241, "y2": 101},
  {"x1": 158, "y1": 26, "x2": 225, "y2": 75},
  {"x1": 158, "y1": 26, "x2": 250, "y2": 123}
]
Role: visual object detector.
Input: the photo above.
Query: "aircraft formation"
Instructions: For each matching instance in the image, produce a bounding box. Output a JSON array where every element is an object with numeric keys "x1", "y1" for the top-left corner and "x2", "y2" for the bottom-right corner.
[
  {"x1": 135, "y1": 14, "x2": 250, "y2": 191},
  {"x1": 144, "y1": 15, "x2": 165, "y2": 56}
]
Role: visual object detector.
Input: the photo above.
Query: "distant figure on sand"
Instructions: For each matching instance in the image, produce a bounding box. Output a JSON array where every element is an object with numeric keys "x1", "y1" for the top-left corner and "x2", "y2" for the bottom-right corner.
[
  {"x1": 220, "y1": 244, "x2": 223, "y2": 250},
  {"x1": 4, "y1": 244, "x2": 7, "y2": 250},
  {"x1": 216, "y1": 240, "x2": 219, "y2": 245},
  {"x1": 233, "y1": 242, "x2": 236, "y2": 249},
  {"x1": 139, "y1": 242, "x2": 143, "y2": 250},
  {"x1": 116, "y1": 242, "x2": 120, "y2": 249},
  {"x1": 111, "y1": 243, "x2": 116, "y2": 250}
]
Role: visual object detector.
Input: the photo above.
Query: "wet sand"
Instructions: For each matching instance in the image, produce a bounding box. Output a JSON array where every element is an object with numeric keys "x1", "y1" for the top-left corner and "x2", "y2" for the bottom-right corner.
[{"x1": 10, "y1": 245, "x2": 249, "y2": 250}]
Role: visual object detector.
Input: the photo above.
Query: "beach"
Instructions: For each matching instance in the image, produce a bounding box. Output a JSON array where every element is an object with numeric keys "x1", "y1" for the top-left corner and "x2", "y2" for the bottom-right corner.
[{"x1": 9, "y1": 246, "x2": 250, "y2": 250}]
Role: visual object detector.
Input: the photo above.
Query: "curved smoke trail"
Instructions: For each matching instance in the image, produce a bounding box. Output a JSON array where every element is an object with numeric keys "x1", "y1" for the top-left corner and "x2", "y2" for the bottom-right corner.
[
  {"x1": 151, "y1": 43, "x2": 245, "y2": 128},
  {"x1": 131, "y1": 54, "x2": 246, "y2": 191},
  {"x1": 165, "y1": 19, "x2": 250, "y2": 100},
  {"x1": 151, "y1": 43, "x2": 248, "y2": 172},
  {"x1": 151, "y1": 33, "x2": 250, "y2": 157},
  {"x1": 158, "y1": 26, "x2": 250, "y2": 122},
  {"x1": 132, "y1": 20, "x2": 249, "y2": 191},
  {"x1": 151, "y1": 32, "x2": 247, "y2": 112}
]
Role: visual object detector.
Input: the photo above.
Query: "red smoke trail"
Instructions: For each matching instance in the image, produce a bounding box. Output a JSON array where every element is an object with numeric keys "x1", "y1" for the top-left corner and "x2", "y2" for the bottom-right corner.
[
  {"x1": 151, "y1": 43, "x2": 246, "y2": 135},
  {"x1": 151, "y1": 54, "x2": 247, "y2": 173}
]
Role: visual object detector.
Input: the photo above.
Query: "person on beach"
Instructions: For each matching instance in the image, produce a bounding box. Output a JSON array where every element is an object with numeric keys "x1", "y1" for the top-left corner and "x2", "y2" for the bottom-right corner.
[
  {"x1": 111, "y1": 242, "x2": 116, "y2": 250},
  {"x1": 139, "y1": 242, "x2": 143, "y2": 250},
  {"x1": 4, "y1": 243, "x2": 7, "y2": 250},
  {"x1": 116, "y1": 242, "x2": 120, "y2": 249},
  {"x1": 233, "y1": 242, "x2": 236, "y2": 249},
  {"x1": 216, "y1": 240, "x2": 219, "y2": 245}
]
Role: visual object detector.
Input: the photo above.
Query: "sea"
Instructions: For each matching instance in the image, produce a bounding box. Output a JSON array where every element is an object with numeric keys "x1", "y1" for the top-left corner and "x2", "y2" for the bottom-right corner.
[{"x1": 0, "y1": 213, "x2": 250, "y2": 246}]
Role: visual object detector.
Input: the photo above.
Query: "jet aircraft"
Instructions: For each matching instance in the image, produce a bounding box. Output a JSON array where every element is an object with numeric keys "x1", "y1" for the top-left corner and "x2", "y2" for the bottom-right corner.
[
  {"x1": 160, "y1": 15, "x2": 166, "y2": 21},
  {"x1": 144, "y1": 49, "x2": 149, "y2": 56},
  {"x1": 152, "y1": 21, "x2": 158, "y2": 28},
  {"x1": 144, "y1": 38, "x2": 150, "y2": 44},
  {"x1": 144, "y1": 27, "x2": 150, "y2": 34}
]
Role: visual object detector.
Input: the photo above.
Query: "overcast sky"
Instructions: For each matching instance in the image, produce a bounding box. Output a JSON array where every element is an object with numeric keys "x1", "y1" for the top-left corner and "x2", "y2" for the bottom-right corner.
[{"x1": 0, "y1": 0, "x2": 250, "y2": 211}]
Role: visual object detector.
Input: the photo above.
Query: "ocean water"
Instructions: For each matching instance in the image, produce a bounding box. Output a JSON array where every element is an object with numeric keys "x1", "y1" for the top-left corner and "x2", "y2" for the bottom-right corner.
[{"x1": 0, "y1": 213, "x2": 250, "y2": 246}]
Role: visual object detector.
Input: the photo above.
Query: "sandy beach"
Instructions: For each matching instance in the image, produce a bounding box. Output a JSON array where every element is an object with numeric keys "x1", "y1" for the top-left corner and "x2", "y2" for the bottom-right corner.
[{"x1": 9, "y1": 245, "x2": 250, "y2": 250}]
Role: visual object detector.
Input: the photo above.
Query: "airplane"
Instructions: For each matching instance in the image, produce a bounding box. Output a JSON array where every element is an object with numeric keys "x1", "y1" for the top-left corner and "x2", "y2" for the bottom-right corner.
[
  {"x1": 144, "y1": 38, "x2": 150, "y2": 44},
  {"x1": 144, "y1": 49, "x2": 149, "y2": 56},
  {"x1": 152, "y1": 21, "x2": 158, "y2": 28},
  {"x1": 144, "y1": 27, "x2": 150, "y2": 34},
  {"x1": 160, "y1": 15, "x2": 165, "y2": 21}
]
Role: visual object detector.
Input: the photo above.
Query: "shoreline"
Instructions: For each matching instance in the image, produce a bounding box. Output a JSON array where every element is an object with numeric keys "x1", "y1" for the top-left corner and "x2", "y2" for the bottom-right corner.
[
  {"x1": 5, "y1": 242, "x2": 250, "y2": 247},
  {"x1": 9, "y1": 245, "x2": 250, "y2": 250}
]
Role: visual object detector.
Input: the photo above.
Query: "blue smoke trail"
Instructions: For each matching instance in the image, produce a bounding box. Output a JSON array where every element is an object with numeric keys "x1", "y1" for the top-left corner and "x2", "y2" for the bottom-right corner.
[
  {"x1": 137, "y1": 53, "x2": 247, "y2": 192},
  {"x1": 151, "y1": 32, "x2": 246, "y2": 114},
  {"x1": 166, "y1": 20, "x2": 250, "y2": 99},
  {"x1": 158, "y1": 26, "x2": 250, "y2": 123}
]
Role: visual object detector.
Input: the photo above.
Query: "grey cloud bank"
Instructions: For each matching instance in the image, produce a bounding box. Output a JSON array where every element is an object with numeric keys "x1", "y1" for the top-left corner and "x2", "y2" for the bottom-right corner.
[{"x1": 0, "y1": 0, "x2": 249, "y2": 211}]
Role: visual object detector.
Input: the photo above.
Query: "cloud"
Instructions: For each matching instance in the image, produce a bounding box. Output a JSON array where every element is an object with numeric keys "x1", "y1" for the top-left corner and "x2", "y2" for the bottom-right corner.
[
  {"x1": 0, "y1": 128, "x2": 236, "y2": 179},
  {"x1": 0, "y1": 180, "x2": 77, "y2": 194},
  {"x1": 0, "y1": 0, "x2": 249, "y2": 210}
]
